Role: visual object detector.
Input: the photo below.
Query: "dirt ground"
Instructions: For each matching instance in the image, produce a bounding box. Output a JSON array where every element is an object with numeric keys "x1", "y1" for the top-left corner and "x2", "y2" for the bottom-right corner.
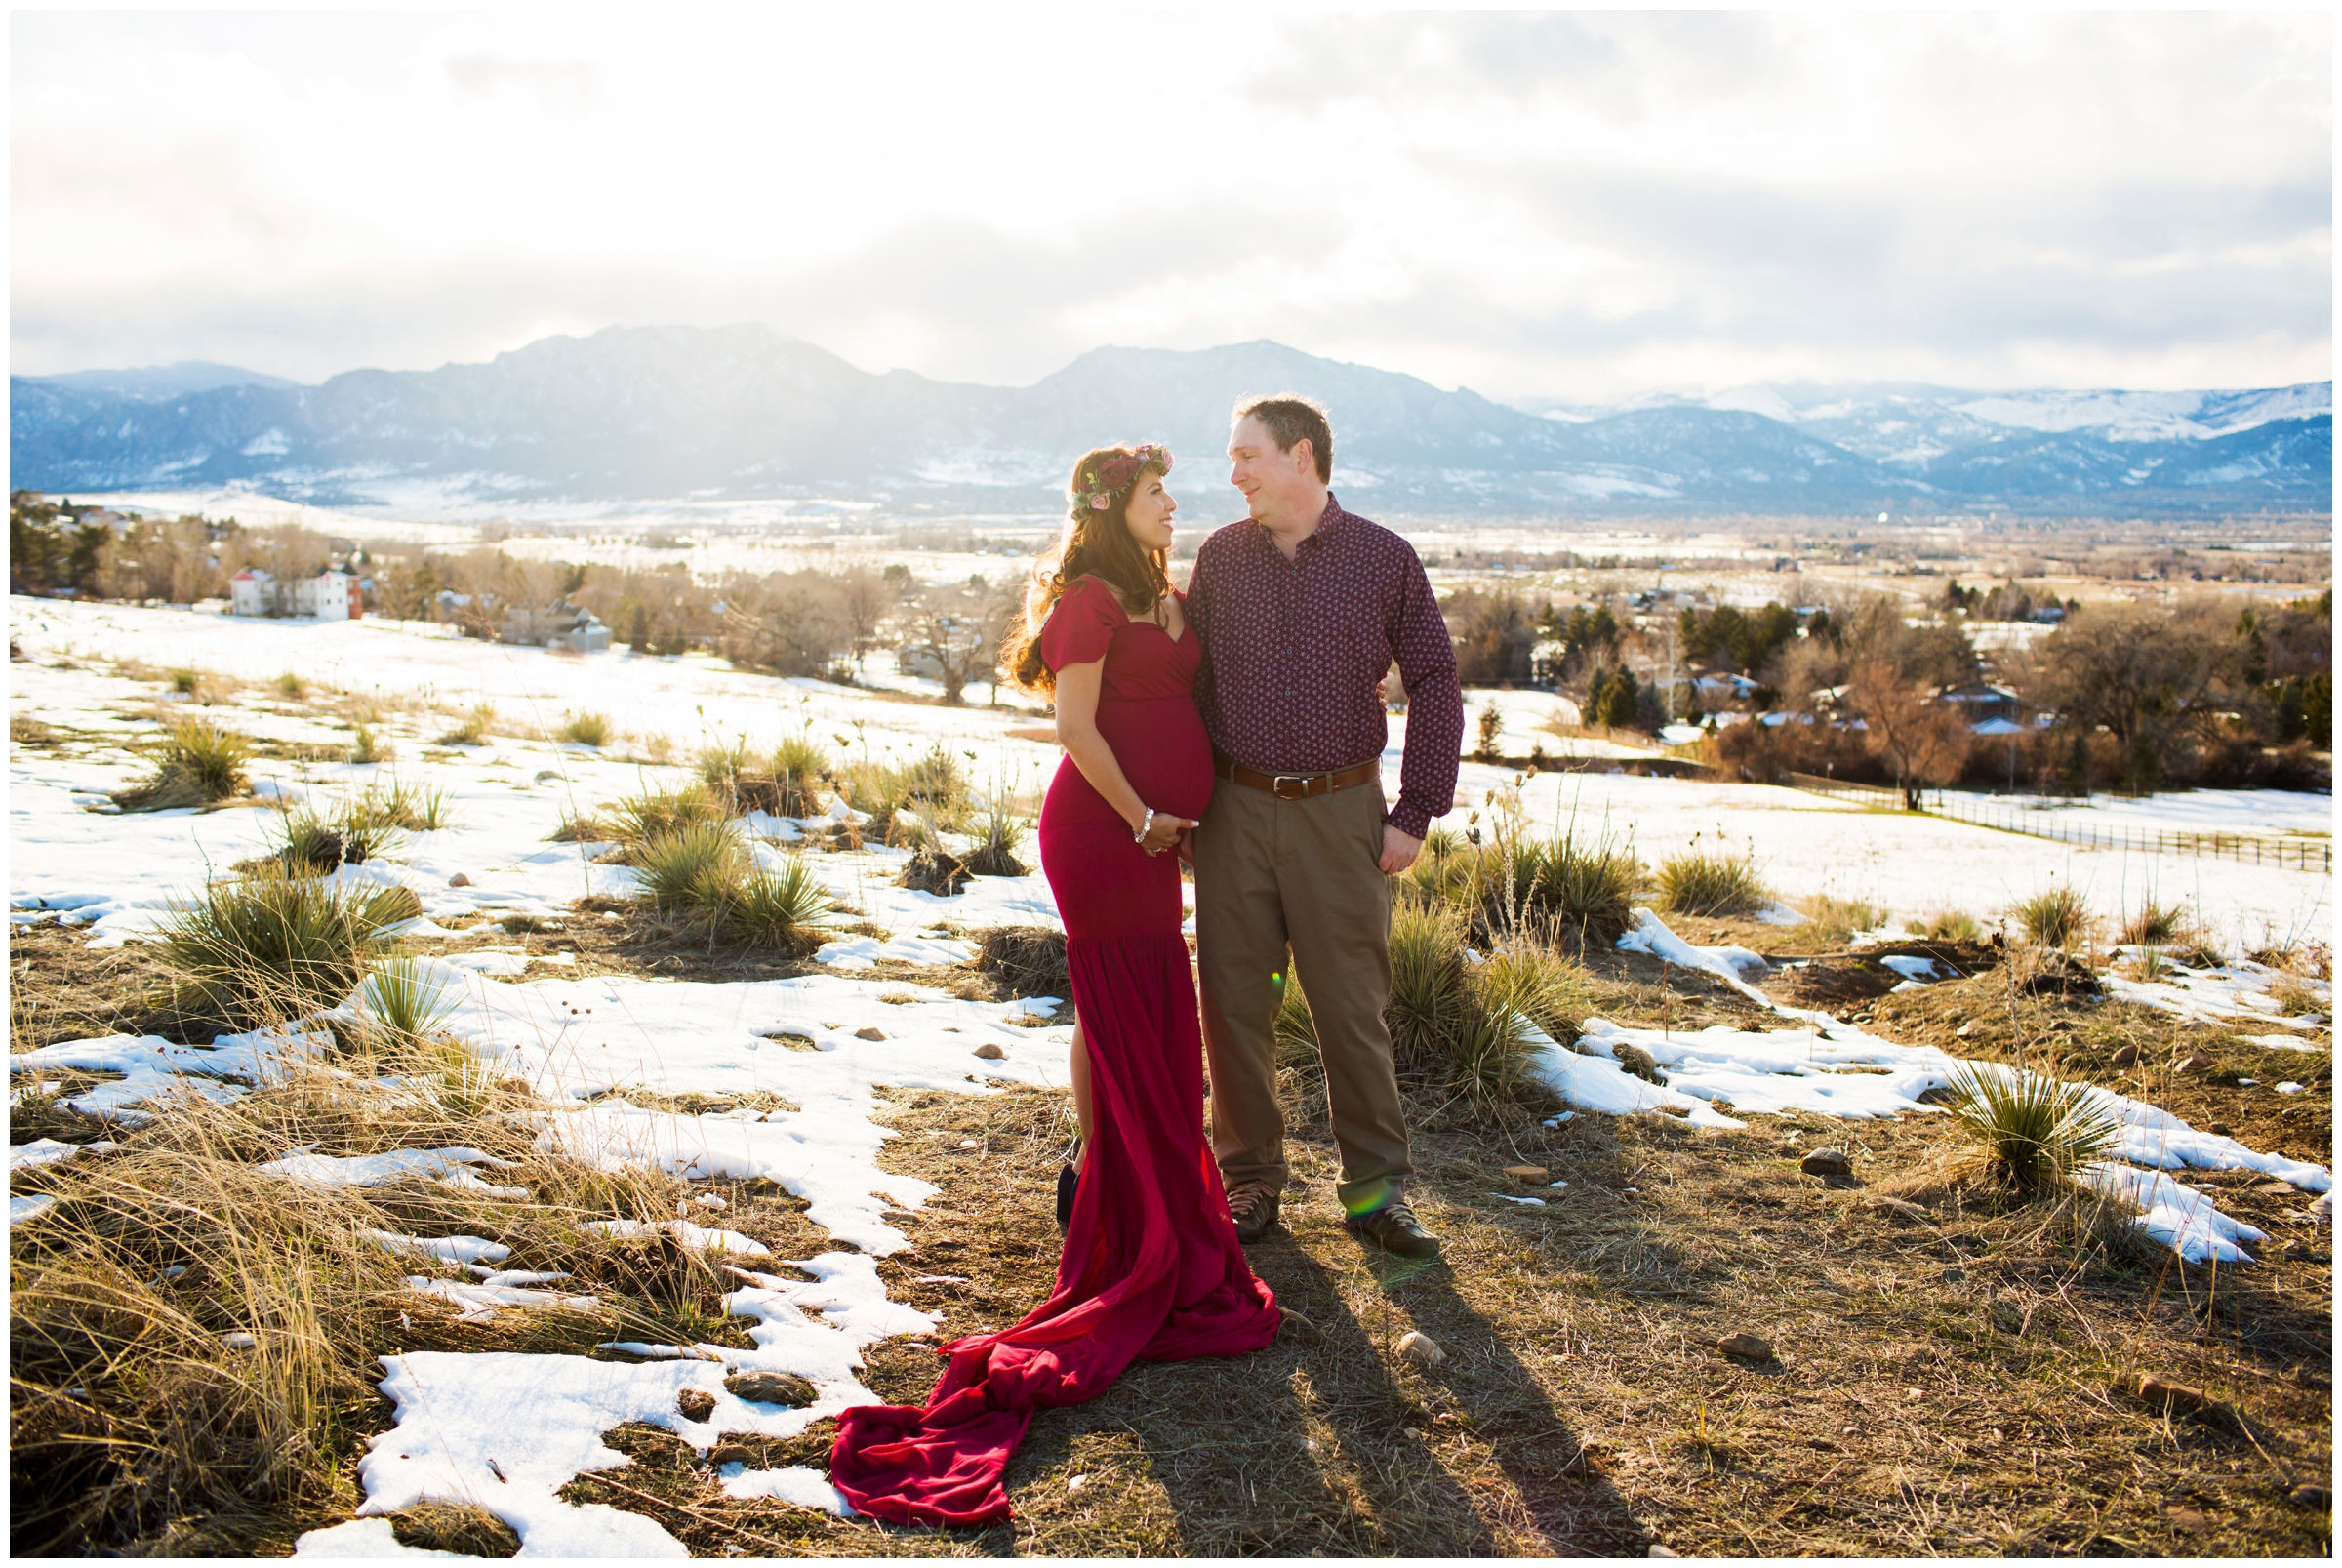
[{"x1": 9, "y1": 916, "x2": 2333, "y2": 1557}]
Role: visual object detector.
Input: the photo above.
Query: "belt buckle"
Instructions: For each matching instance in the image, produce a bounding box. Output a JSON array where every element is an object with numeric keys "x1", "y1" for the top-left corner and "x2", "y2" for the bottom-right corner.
[{"x1": 1272, "y1": 774, "x2": 1311, "y2": 800}]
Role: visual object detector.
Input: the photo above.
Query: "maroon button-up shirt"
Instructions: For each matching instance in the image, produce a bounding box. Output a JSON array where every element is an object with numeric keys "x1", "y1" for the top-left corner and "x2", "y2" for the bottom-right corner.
[{"x1": 1184, "y1": 493, "x2": 1463, "y2": 840}]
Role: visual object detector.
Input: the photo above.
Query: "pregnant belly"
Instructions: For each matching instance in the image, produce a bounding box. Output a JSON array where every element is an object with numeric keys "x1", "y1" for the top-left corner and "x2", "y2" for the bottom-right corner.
[{"x1": 1048, "y1": 696, "x2": 1213, "y2": 825}]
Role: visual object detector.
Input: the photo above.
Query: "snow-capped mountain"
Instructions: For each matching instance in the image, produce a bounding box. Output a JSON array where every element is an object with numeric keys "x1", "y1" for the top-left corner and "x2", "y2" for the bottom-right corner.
[
  {"x1": 1520, "y1": 380, "x2": 2331, "y2": 483},
  {"x1": 11, "y1": 327, "x2": 2328, "y2": 517}
]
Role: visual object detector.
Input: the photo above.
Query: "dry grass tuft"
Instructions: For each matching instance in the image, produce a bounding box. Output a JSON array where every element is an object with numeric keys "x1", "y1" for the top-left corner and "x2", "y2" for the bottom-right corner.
[
  {"x1": 113, "y1": 717, "x2": 254, "y2": 810},
  {"x1": 1656, "y1": 850, "x2": 1767, "y2": 918},
  {"x1": 1801, "y1": 892, "x2": 1885, "y2": 943},
  {"x1": 2013, "y1": 885, "x2": 2093, "y2": 950},
  {"x1": 976, "y1": 927, "x2": 1070, "y2": 1002}
]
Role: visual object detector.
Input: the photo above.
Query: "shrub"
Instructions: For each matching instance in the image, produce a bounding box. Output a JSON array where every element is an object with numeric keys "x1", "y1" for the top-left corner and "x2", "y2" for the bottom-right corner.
[
  {"x1": 157, "y1": 873, "x2": 414, "y2": 1025},
  {"x1": 1802, "y1": 894, "x2": 1885, "y2": 944},
  {"x1": 274, "y1": 672, "x2": 305, "y2": 699},
  {"x1": 1656, "y1": 851, "x2": 1767, "y2": 917},
  {"x1": 168, "y1": 666, "x2": 201, "y2": 695},
  {"x1": 114, "y1": 718, "x2": 254, "y2": 810},
  {"x1": 2118, "y1": 900, "x2": 2185, "y2": 947},
  {"x1": 561, "y1": 711, "x2": 612, "y2": 747},
  {"x1": 2014, "y1": 886, "x2": 2092, "y2": 949},
  {"x1": 1943, "y1": 1064, "x2": 2120, "y2": 1190},
  {"x1": 728, "y1": 859, "x2": 834, "y2": 955},
  {"x1": 436, "y1": 704, "x2": 495, "y2": 746},
  {"x1": 632, "y1": 822, "x2": 750, "y2": 920}
]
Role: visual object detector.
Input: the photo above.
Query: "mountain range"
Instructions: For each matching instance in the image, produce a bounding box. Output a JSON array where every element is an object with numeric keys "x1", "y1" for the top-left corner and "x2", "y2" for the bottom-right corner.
[{"x1": 10, "y1": 326, "x2": 2328, "y2": 518}]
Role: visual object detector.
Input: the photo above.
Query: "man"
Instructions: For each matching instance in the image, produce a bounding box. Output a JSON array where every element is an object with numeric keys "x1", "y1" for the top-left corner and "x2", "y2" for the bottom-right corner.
[{"x1": 1183, "y1": 393, "x2": 1463, "y2": 1258}]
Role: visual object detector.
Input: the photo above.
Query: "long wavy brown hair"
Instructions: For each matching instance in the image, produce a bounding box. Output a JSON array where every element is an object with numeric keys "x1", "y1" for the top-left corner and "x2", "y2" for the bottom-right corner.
[{"x1": 997, "y1": 444, "x2": 1173, "y2": 696}]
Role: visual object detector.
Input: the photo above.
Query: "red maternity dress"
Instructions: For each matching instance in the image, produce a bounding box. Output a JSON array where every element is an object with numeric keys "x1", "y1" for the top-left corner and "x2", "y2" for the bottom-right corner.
[{"x1": 830, "y1": 575, "x2": 1279, "y2": 1525}]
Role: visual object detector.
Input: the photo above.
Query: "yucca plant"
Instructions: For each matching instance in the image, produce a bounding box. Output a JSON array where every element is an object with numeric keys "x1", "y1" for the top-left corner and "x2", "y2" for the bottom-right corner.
[
  {"x1": 1522, "y1": 831, "x2": 1642, "y2": 946},
  {"x1": 270, "y1": 810, "x2": 352, "y2": 873},
  {"x1": 898, "y1": 744, "x2": 966, "y2": 810},
  {"x1": 1942, "y1": 1063, "x2": 2120, "y2": 1190},
  {"x1": 349, "y1": 725, "x2": 390, "y2": 765},
  {"x1": 632, "y1": 821, "x2": 750, "y2": 920},
  {"x1": 168, "y1": 666, "x2": 203, "y2": 695},
  {"x1": 1383, "y1": 902, "x2": 1541, "y2": 1106},
  {"x1": 1657, "y1": 850, "x2": 1768, "y2": 917},
  {"x1": 561, "y1": 711, "x2": 612, "y2": 747},
  {"x1": 274, "y1": 671, "x2": 306, "y2": 699},
  {"x1": 1474, "y1": 938, "x2": 1587, "y2": 1044},
  {"x1": 363, "y1": 777, "x2": 455, "y2": 832},
  {"x1": 358, "y1": 954, "x2": 459, "y2": 1043},
  {"x1": 323, "y1": 796, "x2": 408, "y2": 864},
  {"x1": 962, "y1": 786, "x2": 1030, "y2": 877},
  {"x1": 2119, "y1": 900, "x2": 2184, "y2": 946},
  {"x1": 157, "y1": 873, "x2": 416, "y2": 1025},
  {"x1": 2014, "y1": 886, "x2": 2092, "y2": 949},
  {"x1": 603, "y1": 784, "x2": 725, "y2": 848},
  {"x1": 1272, "y1": 965, "x2": 1320, "y2": 1071},
  {"x1": 729, "y1": 858, "x2": 835, "y2": 954},
  {"x1": 766, "y1": 735, "x2": 829, "y2": 817},
  {"x1": 113, "y1": 717, "x2": 254, "y2": 810}
]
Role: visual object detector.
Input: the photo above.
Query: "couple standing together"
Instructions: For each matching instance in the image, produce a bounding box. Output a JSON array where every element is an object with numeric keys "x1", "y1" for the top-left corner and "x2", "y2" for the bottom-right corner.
[{"x1": 833, "y1": 395, "x2": 1463, "y2": 1525}]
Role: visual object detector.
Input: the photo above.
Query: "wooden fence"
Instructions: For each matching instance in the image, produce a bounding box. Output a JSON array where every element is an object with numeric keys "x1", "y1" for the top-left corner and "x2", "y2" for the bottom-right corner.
[{"x1": 1781, "y1": 772, "x2": 2332, "y2": 874}]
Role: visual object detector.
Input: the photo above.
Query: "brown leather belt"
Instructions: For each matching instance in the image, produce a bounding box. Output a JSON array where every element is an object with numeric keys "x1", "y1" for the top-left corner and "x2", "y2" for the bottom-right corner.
[{"x1": 1213, "y1": 754, "x2": 1380, "y2": 801}]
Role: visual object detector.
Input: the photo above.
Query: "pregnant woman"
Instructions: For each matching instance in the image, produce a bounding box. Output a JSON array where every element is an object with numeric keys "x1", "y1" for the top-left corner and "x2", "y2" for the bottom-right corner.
[{"x1": 830, "y1": 443, "x2": 1280, "y2": 1525}]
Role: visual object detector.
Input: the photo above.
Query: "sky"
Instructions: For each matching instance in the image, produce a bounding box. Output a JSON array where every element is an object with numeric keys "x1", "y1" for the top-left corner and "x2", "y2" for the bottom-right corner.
[{"x1": 9, "y1": 9, "x2": 2332, "y2": 401}]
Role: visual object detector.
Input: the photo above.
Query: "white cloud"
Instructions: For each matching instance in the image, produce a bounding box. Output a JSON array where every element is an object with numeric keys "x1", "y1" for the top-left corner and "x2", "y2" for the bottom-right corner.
[{"x1": 9, "y1": 11, "x2": 2329, "y2": 398}]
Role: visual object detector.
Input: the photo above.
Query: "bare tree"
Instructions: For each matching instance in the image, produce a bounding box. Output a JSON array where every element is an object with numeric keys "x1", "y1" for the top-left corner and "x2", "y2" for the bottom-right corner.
[
  {"x1": 899, "y1": 575, "x2": 1017, "y2": 706},
  {"x1": 716, "y1": 569, "x2": 851, "y2": 676},
  {"x1": 2030, "y1": 603, "x2": 2222, "y2": 792},
  {"x1": 1849, "y1": 660, "x2": 1972, "y2": 809},
  {"x1": 834, "y1": 561, "x2": 899, "y2": 673}
]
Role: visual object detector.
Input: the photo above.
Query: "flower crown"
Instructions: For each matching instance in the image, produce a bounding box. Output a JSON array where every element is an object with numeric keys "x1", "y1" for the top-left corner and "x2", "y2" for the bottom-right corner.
[{"x1": 1073, "y1": 444, "x2": 1172, "y2": 512}]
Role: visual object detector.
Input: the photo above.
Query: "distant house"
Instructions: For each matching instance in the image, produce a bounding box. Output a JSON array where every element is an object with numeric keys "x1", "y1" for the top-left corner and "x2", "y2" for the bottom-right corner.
[
  {"x1": 1937, "y1": 682, "x2": 2021, "y2": 724},
  {"x1": 228, "y1": 567, "x2": 361, "y2": 621},
  {"x1": 501, "y1": 600, "x2": 611, "y2": 653}
]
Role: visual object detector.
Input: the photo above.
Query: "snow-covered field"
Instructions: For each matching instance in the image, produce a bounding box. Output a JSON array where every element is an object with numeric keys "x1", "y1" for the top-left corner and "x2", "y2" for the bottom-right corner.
[{"x1": 6, "y1": 595, "x2": 2332, "y2": 1553}]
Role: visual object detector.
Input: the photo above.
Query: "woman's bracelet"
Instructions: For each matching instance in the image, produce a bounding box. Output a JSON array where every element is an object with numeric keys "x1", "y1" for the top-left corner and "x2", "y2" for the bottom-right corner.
[{"x1": 1132, "y1": 808, "x2": 1157, "y2": 844}]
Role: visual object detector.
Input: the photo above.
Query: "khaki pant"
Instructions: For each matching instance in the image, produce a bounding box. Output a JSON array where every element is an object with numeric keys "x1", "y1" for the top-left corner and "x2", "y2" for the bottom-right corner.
[{"x1": 1194, "y1": 774, "x2": 1410, "y2": 1215}]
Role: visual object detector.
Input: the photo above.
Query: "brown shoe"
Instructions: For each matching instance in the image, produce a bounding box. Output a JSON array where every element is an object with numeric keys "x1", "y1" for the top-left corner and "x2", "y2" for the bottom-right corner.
[
  {"x1": 1345, "y1": 1198, "x2": 1441, "y2": 1259},
  {"x1": 1227, "y1": 1183, "x2": 1280, "y2": 1243}
]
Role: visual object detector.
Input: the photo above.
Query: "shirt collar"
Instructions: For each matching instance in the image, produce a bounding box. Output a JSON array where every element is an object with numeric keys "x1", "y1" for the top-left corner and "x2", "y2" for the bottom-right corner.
[{"x1": 1248, "y1": 493, "x2": 1344, "y2": 555}]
